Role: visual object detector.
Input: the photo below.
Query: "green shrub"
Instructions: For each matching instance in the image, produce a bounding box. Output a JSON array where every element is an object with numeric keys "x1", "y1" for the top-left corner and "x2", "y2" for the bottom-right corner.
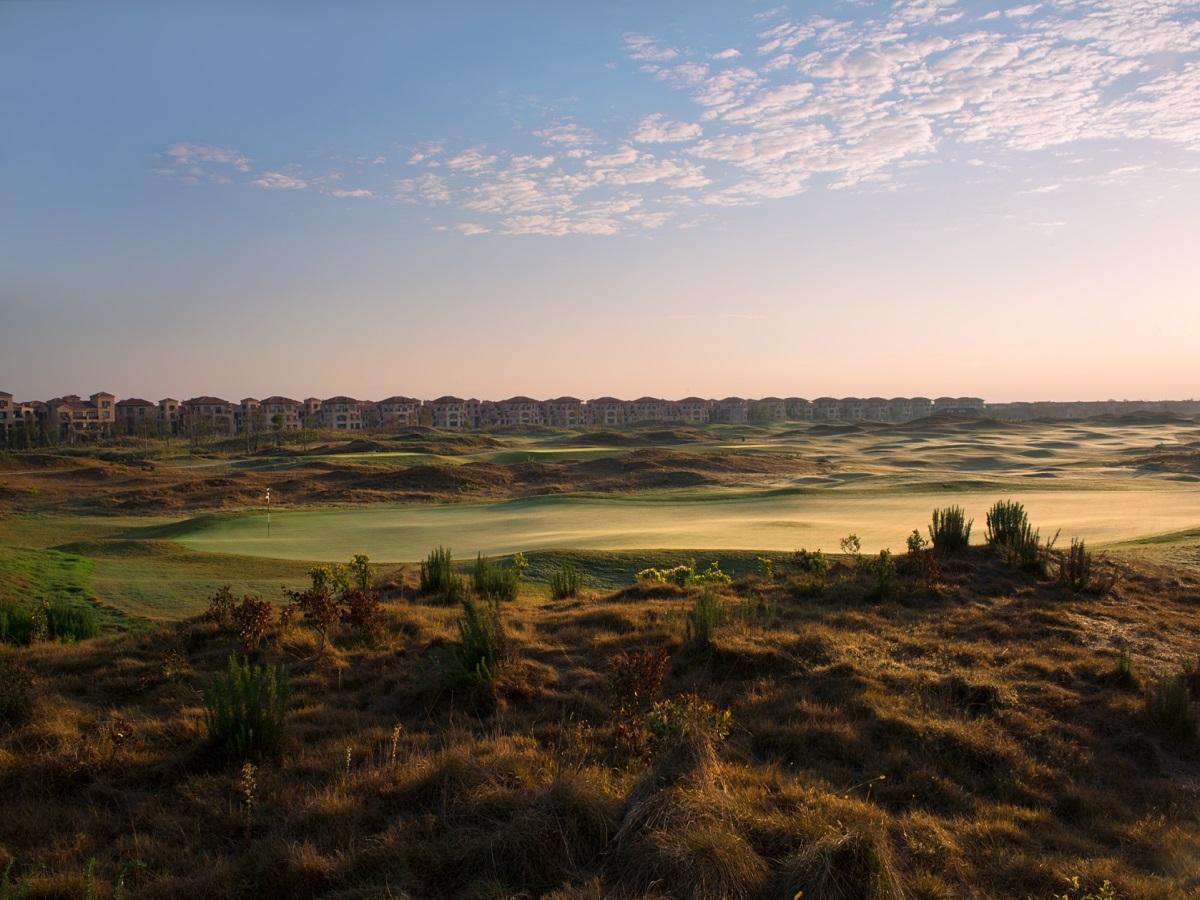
[
  {"x1": 694, "y1": 561, "x2": 732, "y2": 586},
  {"x1": 1059, "y1": 538, "x2": 1115, "y2": 594},
  {"x1": 419, "y1": 546, "x2": 462, "y2": 597},
  {"x1": 1145, "y1": 672, "x2": 1197, "y2": 741},
  {"x1": 1113, "y1": 640, "x2": 1137, "y2": 688},
  {"x1": 996, "y1": 522, "x2": 1051, "y2": 573},
  {"x1": 0, "y1": 656, "x2": 34, "y2": 729},
  {"x1": 985, "y1": 500, "x2": 1029, "y2": 547},
  {"x1": 929, "y1": 506, "x2": 972, "y2": 555},
  {"x1": 643, "y1": 693, "x2": 731, "y2": 755},
  {"x1": 0, "y1": 600, "x2": 35, "y2": 645},
  {"x1": 791, "y1": 548, "x2": 828, "y2": 595},
  {"x1": 637, "y1": 564, "x2": 694, "y2": 587},
  {"x1": 868, "y1": 549, "x2": 897, "y2": 600},
  {"x1": 203, "y1": 655, "x2": 290, "y2": 762},
  {"x1": 549, "y1": 564, "x2": 583, "y2": 600},
  {"x1": 206, "y1": 585, "x2": 236, "y2": 627},
  {"x1": 44, "y1": 600, "x2": 100, "y2": 642},
  {"x1": 471, "y1": 554, "x2": 521, "y2": 602},
  {"x1": 451, "y1": 597, "x2": 508, "y2": 684},
  {"x1": 684, "y1": 588, "x2": 726, "y2": 648}
]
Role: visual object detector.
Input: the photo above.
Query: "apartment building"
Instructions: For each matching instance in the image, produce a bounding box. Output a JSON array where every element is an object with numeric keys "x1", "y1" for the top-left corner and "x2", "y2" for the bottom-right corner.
[
  {"x1": 0, "y1": 392, "x2": 12, "y2": 436},
  {"x1": 812, "y1": 397, "x2": 840, "y2": 420},
  {"x1": 713, "y1": 397, "x2": 749, "y2": 424},
  {"x1": 260, "y1": 396, "x2": 303, "y2": 430},
  {"x1": 784, "y1": 397, "x2": 811, "y2": 420},
  {"x1": 586, "y1": 397, "x2": 624, "y2": 427},
  {"x1": 494, "y1": 396, "x2": 545, "y2": 427},
  {"x1": 115, "y1": 398, "x2": 157, "y2": 433},
  {"x1": 374, "y1": 396, "x2": 421, "y2": 428},
  {"x1": 429, "y1": 396, "x2": 469, "y2": 430},
  {"x1": 626, "y1": 397, "x2": 669, "y2": 424},
  {"x1": 42, "y1": 393, "x2": 115, "y2": 441},
  {"x1": 676, "y1": 397, "x2": 711, "y2": 424},
  {"x1": 158, "y1": 399, "x2": 181, "y2": 433},
  {"x1": 320, "y1": 396, "x2": 364, "y2": 431},
  {"x1": 543, "y1": 397, "x2": 584, "y2": 428},
  {"x1": 752, "y1": 397, "x2": 787, "y2": 422},
  {"x1": 182, "y1": 397, "x2": 237, "y2": 436},
  {"x1": 933, "y1": 396, "x2": 985, "y2": 416}
]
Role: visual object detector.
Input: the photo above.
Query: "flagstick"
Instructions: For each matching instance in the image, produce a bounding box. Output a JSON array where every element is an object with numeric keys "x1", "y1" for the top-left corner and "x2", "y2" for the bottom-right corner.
[{"x1": 266, "y1": 487, "x2": 271, "y2": 538}]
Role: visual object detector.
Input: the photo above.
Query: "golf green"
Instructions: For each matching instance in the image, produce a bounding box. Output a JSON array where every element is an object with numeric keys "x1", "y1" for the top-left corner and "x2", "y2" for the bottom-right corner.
[{"x1": 176, "y1": 487, "x2": 1200, "y2": 562}]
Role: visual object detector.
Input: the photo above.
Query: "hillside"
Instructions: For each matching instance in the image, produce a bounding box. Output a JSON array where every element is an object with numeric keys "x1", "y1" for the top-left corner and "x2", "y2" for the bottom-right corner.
[{"x1": 2, "y1": 546, "x2": 1199, "y2": 898}]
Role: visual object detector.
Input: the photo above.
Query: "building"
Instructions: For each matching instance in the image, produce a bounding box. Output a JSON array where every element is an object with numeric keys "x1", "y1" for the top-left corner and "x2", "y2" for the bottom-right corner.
[
  {"x1": 158, "y1": 398, "x2": 181, "y2": 434},
  {"x1": 494, "y1": 396, "x2": 545, "y2": 427},
  {"x1": 375, "y1": 396, "x2": 421, "y2": 428},
  {"x1": 260, "y1": 396, "x2": 303, "y2": 430},
  {"x1": 43, "y1": 392, "x2": 115, "y2": 441},
  {"x1": 676, "y1": 397, "x2": 711, "y2": 424},
  {"x1": 785, "y1": 397, "x2": 812, "y2": 421},
  {"x1": 0, "y1": 392, "x2": 12, "y2": 437},
  {"x1": 586, "y1": 397, "x2": 624, "y2": 427},
  {"x1": 115, "y1": 398, "x2": 157, "y2": 434},
  {"x1": 237, "y1": 398, "x2": 266, "y2": 436},
  {"x1": 626, "y1": 397, "x2": 668, "y2": 424},
  {"x1": 429, "y1": 396, "x2": 469, "y2": 430},
  {"x1": 751, "y1": 397, "x2": 787, "y2": 423},
  {"x1": 864, "y1": 397, "x2": 889, "y2": 422},
  {"x1": 812, "y1": 397, "x2": 841, "y2": 420},
  {"x1": 182, "y1": 397, "x2": 237, "y2": 436},
  {"x1": 933, "y1": 396, "x2": 985, "y2": 416},
  {"x1": 886, "y1": 397, "x2": 914, "y2": 423},
  {"x1": 320, "y1": 396, "x2": 364, "y2": 431},
  {"x1": 713, "y1": 397, "x2": 749, "y2": 424},
  {"x1": 543, "y1": 397, "x2": 584, "y2": 428}
]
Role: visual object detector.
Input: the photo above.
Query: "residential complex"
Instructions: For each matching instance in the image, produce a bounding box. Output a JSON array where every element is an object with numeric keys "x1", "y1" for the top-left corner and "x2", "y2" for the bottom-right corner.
[{"x1": 2, "y1": 389, "x2": 1197, "y2": 446}]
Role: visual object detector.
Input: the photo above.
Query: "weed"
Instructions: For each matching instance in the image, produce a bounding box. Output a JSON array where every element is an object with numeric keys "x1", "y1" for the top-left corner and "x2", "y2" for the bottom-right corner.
[
  {"x1": 1145, "y1": 671, "x2": 1197, "y2": 741},
  {"x1": 643, "y1": 694, "x2": 731, "y2": 755},
  {"x1": 203, "y1": 655, "x2": 290, "y2": 762},
  {"x1": 868, "y1": 549, "x2": 897, "y2": 600},
  {"x1": 549, "y1": 563, "x2": 583, "y2": 599},
  {"x1": 451, "y1": 597, "x2": 508, "y2": 685},
  {"x1": 0, "y1": 657, "x2": 34, "y2": 729},
  {"x1": 1059, "y1": 538, "x2": 1116, "y2": 595},
  {"x1": 1055, "y1": 875, "x2": 1116, "y2": 900},
  {"x1": 929, "y1": 506, "x2": 972, "y2": 555},
  {"x1": 684, "y1": 588, "x2": 726, "y2": 648},
  {"x1": 472, "y1": 553, "x2": 522, "y2": 602},
  {"x1": 420, "y1": 546, "x2": 465, "y2": 600},
  {"x1": 985, "y1": 499, "x2": 1029, "y2": 547},
  {"x1": 755, "y1": 556, "x2": 774, "y2": 580},
  {"x1": 1113, "y1": 640, "x2": 1137, "y2": 688}
]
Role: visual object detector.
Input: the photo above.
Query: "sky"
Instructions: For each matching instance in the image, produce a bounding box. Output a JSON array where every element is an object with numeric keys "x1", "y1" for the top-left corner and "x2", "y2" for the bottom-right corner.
[{"x1": 1, "y1": 0, "x2": 1198, "y2": 403}]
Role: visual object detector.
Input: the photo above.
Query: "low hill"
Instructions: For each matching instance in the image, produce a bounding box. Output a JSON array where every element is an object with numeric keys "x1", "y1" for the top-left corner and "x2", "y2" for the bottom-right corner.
[{"x1": 2, "y1": 548, "x2": 1198, "y2": 897}]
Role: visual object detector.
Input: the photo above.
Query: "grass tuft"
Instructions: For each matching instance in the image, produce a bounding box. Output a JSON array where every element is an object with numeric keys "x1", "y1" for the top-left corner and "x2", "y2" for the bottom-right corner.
[
  {"x1": 549, "y1": 563, "x2": 583, "y2": 600},
  {"x1": 928, "y1": 506, "x2": 972, "y2": 556},
  {"x1": 1145, "y1": 671, "x2": 1197, "y2": 741},
  {"x1": 203, "y1": 655, "x2": 290, "y2": 762}
]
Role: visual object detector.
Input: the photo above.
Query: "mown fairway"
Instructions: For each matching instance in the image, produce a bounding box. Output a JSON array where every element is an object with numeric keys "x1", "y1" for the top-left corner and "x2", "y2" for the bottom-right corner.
[{"x1": 176, "y1": 485, "x2": 1200, "y2": 562}]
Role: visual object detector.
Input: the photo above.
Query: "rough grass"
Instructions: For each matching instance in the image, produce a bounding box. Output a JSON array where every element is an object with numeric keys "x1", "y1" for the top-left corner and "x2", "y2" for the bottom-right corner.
[{"x1": 0, "y1": 550, "x2": 1199, "y2": 897}]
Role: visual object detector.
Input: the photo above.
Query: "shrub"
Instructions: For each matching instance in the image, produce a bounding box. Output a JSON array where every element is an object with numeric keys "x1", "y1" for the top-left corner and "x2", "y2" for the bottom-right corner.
[
  {"x1": 685, "y1": 588, "x2": 726, "y2": 648},
  {"x1": 203, "y1": 655, "x2": 290, "y2": 762},
  {"x1": 985, "y1": 500, "x2": 1029, "y2": 547},
  {"x1": 791, "y1": 548, "x2": 828, "y2": 595},
  {"x1": 206, "y1": 585, "x2": 237, "y2": 627},
  {"x1": 230, "y1": 595, "x2": 276, "y2": 651},
  {"x1": 549, "y1": 563, "x2": 583, "y2": 600},
  {"x1": 340, "y1": 589, "x2": 383, "y2": 636},
  {"x1": 42, "y1": 599, "x2": 99, "y2": 643},
  {"x1": 997, "y1": 522, "x2": 1051, "y2": 574},
  {"x1": 472, "y1": 554, "x2": 521, "y2": 602},
  {"x1": 1113, "y1": 640, "x2": 1137, "y2": 688},
  {"x1": 348, "y1": 553, "x2": 373, "y2": 592},
  {"x1": 1145, "y1": 672, "x2": 1197, "y2": 741},
  {"x1": 929, "y1": 506, "x2": 972, "y2": 555},
  {"x1": 0, "y1": 600, "x2": 35, "y2": 645},
  {"x1": 839, "y1": 533, "x2": 862, "y2": 561},
  {"x1": 451, "y1": 597, "x2": 508, "y2": 685},
  {"x1": 308, "y1": 563, "x2": 350, "y2": 595},
  {"x1": 609, "y1": 646, "x2": 670, "y2": 756},
  {"x1": 637, "y1": 564, "x2": 694, "y2": 587},
  {"x1": 755, "y1": 557, "x2": 774, "y2": 580},
  {"x1": 1059, "y1": 538, "x2": 1115, "y2": 594},
  {"x1": 868, "y1": 549, "x2": 897, "y2": 600},
  {"x1": 420, "y1": 546, "x2": 463, "y2": 598},
  {"x1": 694, "y1": 561, "x2": 732, "y2": 587},
  {"x1": 0, "y1": 656, "x2": 34, "y2": 729},
  {"x1": 643, "y1": 694, "x2": 731, "y2": 755}
]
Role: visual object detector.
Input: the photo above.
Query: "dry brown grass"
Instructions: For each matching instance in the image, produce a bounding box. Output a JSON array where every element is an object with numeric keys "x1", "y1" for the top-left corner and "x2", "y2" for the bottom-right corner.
[{"x1": 2, "y1": 550, "x2": 1200, "y2": 898}]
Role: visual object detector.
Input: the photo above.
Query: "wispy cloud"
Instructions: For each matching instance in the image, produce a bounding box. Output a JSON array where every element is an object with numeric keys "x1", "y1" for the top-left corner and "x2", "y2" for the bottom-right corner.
[{"x1": 161, "y1": 0, "x2": 1200, "y2": 236}]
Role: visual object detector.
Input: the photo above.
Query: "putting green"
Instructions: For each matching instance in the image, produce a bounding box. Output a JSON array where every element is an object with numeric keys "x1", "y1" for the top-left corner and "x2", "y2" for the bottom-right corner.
[{"x1": 176, "y1": 487, "x2": 1200, "y2": 562}]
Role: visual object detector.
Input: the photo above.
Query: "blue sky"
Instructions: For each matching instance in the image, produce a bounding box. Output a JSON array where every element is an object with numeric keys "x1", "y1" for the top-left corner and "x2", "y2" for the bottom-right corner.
[{"x1": 2, "y1": 1, "x2": 1198, "y2": 402}]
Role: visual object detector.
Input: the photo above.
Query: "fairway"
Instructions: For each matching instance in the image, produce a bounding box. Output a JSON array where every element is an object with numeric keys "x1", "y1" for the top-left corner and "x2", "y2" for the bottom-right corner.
[{"x1": 176, "y1": 486, "x2": 1200, "y2": 562}]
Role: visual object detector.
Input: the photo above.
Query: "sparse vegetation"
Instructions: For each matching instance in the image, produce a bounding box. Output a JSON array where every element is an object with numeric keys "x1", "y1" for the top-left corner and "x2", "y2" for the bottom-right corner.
[
  {"x1": 1060, "y1": 538, "x2": 1116, "y2": 594},
  {"x1": 985, "y1": 499, "x2": 1029, "y2": 547},
  {"x1": 0, "y1": 656, "x2": 34, "y2": 729},
  {"x1": 471, "y1": 553, "x2": 521, "y2": 602},
  {"x1": 419, "y1": 546, "x2": 464, "y2": 599},
  {"x1": 929, "y1": 505, "x2": 973, "y2": 555},
  {"x1": 867, "y1": 548, "x2": 897, "y2": 600},
  {"x1": 548, "y1": 563, "x2": 583, "y2": 599},
  {"x1": 642, "y1": 693, "x2": 731, "y2": 755},
  {"x1": 637, "y1": 560, "x2": 732, "y2": 588},
  {"x1": 202, "y1": 655, "x2": 290, "y2": 762},
  {"x1": 450, "y1": 596, "x2": 508, "y2": 685},
  {"x1": 1113, "y1": 640, "x2": 1137, "y2": 688},
  {"x1": 684, "y1": 587, "x2": 726, "y2": 647},
  {"x1": 1145, "y1": 671, "x2": 1197, "y2": 741}
]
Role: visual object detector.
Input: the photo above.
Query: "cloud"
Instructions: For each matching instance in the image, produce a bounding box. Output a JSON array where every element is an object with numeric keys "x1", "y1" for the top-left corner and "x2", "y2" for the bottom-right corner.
[
  {"x1": 251, "y1": 172, "x2": 307, "y2": 190},
  {"x1": 330, "y1": 188, "x2": 374, "y2": 198},
  {"x1": 157, "y1": 143, "x2": 251, "y2": 183},
  {"x1": 393, "y1": 173, "x2": 450, "y2": 204},
  {"x1": 457, "y1": 223, "x2": 490, "y2": 235},
  {"x1": 631, "y1": 114, "x2": 703, "y2": 143},
  {"x1": 711, "y1": 48, "x2": 741, "y2": 60}
]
